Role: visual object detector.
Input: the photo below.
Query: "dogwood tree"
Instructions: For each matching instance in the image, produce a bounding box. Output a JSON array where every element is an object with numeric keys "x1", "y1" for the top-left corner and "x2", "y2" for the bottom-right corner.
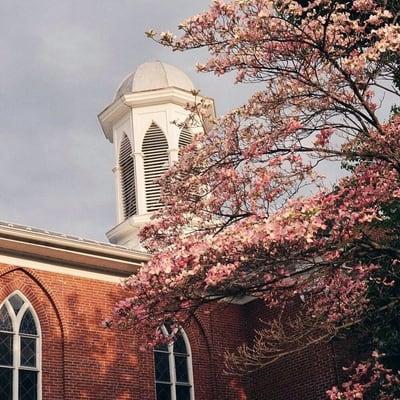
[{"x1": 112, "y1": 1, "x2": 400, "y2": 398}]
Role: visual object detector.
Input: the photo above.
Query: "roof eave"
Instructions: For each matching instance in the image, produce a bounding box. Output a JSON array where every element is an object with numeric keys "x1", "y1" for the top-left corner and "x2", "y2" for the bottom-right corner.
[{"x1": 0, "y1": 224, "x2": 149, "y2": 277}]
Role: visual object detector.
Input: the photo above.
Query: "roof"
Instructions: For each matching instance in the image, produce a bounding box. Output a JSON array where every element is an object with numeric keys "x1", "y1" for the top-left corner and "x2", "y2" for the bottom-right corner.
[
  {"x1": 114, "y1": 61, "x2": 195, "y2": 99},
  {"x1": 0, "y1": 221, "x2": 149, "y2": 277}
]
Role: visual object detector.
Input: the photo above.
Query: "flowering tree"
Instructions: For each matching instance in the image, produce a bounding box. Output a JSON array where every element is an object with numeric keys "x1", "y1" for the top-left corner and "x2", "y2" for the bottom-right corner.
[{"x1": 112, "y1": 1, "x2": 400, "y2": 398}]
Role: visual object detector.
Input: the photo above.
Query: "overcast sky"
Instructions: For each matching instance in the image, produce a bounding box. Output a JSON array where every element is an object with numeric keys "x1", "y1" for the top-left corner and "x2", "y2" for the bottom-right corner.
[
  {"x1": 0, "y1": 0, "x2": 257, "y2": 241},
  {"x1": 0, "y1": 1, "x2": 396, "y2": 242}
]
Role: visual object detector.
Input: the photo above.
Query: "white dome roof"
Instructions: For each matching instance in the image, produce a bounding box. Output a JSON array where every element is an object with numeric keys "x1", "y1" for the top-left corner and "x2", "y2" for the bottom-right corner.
[{"x1": 114, "y1": 61, "x2": 195, "y2": 99}]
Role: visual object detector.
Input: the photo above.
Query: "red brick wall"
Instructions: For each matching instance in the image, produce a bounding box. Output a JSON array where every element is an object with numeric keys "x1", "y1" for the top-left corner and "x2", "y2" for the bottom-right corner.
[
  {"x1": 0, "y1": 264, "x2": 151, "y2": 399},
  {"x1": 243, "y1": 299, "x2": 340, "y2": 400},
  {"x1": 192, "y1": 302, "x2": 250, "y2": 400},
  {"x1": 0, "y1": 263, "x2": 345, "y2": 400},
  {"x1": 0, "y1": 264, "x2": 244, "y2": 400}
]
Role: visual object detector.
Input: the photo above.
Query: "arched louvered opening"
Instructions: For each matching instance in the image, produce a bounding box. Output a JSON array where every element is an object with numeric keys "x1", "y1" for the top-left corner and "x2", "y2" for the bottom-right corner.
[
  {"x1": 142, "y1": 123, "x2": 169, "y2": 212},
  {"x1": 0, "y1": 292, "x2": 41, "y2": 400},
  {"x1": 178, "y1": 126, "x2": 192, "y2": 152},
  {"x1": 119, "y1": 134, "x2": 137, "y2": 219}
]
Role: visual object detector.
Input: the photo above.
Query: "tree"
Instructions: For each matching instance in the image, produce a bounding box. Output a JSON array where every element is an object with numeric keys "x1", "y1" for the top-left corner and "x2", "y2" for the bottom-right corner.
[{"x1": 112, "y1": 1, "x2": 400, "y2": 398}]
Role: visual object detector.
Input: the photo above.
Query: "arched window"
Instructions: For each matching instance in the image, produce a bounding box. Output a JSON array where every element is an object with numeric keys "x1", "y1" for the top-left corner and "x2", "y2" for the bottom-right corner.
[
  {"x1": 0, "y1": 292, "x2": 41, "y2": 400},
  {"x1": 119, "y1": 134, "x2": 137, "y2": 219},
  {"x1": 142, "y1": 123, "x2": 169, "y2": 213},
  {"x1": 154, "y1": 326, "x2": 194, "y2": 400},
  {"x1": 178, "y1": 126, "x2": 192, "y2": 151}
]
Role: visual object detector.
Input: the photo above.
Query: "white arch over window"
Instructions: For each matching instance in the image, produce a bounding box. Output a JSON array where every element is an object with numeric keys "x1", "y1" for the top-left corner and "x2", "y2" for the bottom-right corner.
[
  {"x1": 142, "y1": 123, "x2": 169, "y2": 213},
  {"x1": 119, "y1": 134, "x2": 137, "y2": 219},
  {"x1": 0, "y1": 291, "x2": 41, "y2": 400},
  {"x1": 154, "y1": 325, "x2": 194, "y2": 400}
]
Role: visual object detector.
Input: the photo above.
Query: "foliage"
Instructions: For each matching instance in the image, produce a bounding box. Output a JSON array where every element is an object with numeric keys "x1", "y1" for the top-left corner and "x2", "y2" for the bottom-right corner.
[
  {"x1": 327, "y1": 351, "x2": 400, "y2": 400},
  {"x1": 112, "y1": 1, "x2": 400, "y2": 397}
]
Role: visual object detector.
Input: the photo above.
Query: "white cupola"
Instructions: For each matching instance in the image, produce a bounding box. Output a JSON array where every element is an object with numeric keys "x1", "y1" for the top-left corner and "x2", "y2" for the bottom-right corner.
[{"x1": 98, "y1": 61, "x2": 214, "y2": 250}]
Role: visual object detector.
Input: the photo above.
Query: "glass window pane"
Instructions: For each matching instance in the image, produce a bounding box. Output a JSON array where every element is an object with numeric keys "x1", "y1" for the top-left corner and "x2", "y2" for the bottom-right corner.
[
  {"x1": 21, "y1": 337, "x2": 36, "y2": 367},
  {"x1": 173, "y1": 334, "x2": 187, "y2": 355},
  {"x1": 0, "y1": 367, "x2": 12, "y2": 400},
  {"x1": 0, "y1": 306, "x2": 13, "y2": 332},
  {"x1": 9, "y1": 294, "x2": 24, "y2": 316},
  {"x1": 156, "y1": 383, "x2": 172, "y2": 400},
  {"x1": 163, "y1": 322, "x2": 172, "y2": 335},
  {"x1": 19, "y1": 310, "x2": 37, "y2": 336},
  {"x1": 155, "y1": 342, "x2": 169, "y2": 352},
  {"x1": 176, "y1": 385, "x2": 191, "y2": 400},
  {"x1": 0, "y1": 333, "x2": 13, "y2": 366},
  {"x1": 19, "y1": 370, "x2": 38, "y2": 400},
  {"x1": 154, "y1": 351, "x2": 170, "y2": 382},
  {"x1": 174, "y1": 355, "x2": 189, "y2": 383}
]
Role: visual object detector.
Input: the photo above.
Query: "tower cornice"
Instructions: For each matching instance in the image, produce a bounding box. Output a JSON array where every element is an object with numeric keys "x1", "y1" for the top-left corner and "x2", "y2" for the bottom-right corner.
[
  {"x1": 106, "y1": 214, "x2": 152, "y2": 250},
  {"x1": 98, "y1": 87, "x2": 213, "y2": 142}
]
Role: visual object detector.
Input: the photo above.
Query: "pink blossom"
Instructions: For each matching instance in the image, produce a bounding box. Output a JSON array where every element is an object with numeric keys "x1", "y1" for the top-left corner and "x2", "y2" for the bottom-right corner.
[{"x1": 110, "y1": 3, "x2": 400, "y2": 397}]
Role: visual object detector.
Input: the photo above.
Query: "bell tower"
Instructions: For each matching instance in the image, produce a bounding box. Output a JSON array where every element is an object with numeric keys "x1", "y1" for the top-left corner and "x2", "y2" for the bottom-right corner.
[{"x1": 98, "y1": 61, "x2": 214, "y2": 250}]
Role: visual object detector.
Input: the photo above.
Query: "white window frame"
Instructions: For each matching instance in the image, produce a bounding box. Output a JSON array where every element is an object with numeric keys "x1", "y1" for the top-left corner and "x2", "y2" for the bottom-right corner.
[
  {"x1": 0, "y1": 291, "x2": 42, "y2": 400},
  {"x1": 154, "y1": 325, "x2": 195, "y2": 400}
]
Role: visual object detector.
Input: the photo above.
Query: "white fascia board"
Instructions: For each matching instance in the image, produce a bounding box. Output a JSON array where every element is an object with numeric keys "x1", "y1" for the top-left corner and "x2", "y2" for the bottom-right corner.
[
  {"x1": 0, "y1": 253, "x2": 126, "y2": 283},
  {"x1": 106, "y1": 214, "x2": 151, "y2": 245},
  {"x1": 98, "y1": 87, "x2": 214, "y2": 142},
  {"x1": 0, "y1": 224, "x2": 149, "y2": 277},
  {"x1": 98, "y1": 97, "x2": 131, "y2": 142},
  {"x1": 123, "y1": 87, "x2": 197, "y2": 108}
]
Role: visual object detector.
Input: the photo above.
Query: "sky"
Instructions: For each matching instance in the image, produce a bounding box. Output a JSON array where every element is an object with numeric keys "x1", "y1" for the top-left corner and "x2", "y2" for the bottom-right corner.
[
  {"x1": 0, "y1": 1, "x2": 396, "y2": 242},
  {"x1": 0, "y1": 0, "x2": 256, "y2": 241}
]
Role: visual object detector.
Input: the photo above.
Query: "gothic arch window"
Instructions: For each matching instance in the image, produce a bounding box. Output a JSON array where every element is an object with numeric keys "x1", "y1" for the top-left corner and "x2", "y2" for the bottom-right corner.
[
  {"x1": 142, "y1": 123, "x2": 169, "y2": 213},
  {"x1": 178, "y1": 126, "x2": 192, "y2": 151},
  {"x1": 0, "y1": 292, "x2": 41, "y2": 400},
  {"x1": 119, "y1": 134, "x2": 137, "y2": 219},
  {"x1": 154, "y1": 325, "x2": 194, "y2": 400}
]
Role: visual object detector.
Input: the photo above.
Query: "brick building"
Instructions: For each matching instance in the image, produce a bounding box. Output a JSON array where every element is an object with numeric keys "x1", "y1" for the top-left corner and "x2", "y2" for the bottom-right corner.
[{"x1": 0, "y1": 62, "x2": 345, "y2": 399}]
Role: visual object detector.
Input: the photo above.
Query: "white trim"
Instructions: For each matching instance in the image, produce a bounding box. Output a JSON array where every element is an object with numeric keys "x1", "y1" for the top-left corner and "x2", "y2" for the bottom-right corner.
[
  {"x1": 154, "y1": 326, "x2": 194, "y2": 400},
  {"x1": 0, "y1": 222, "x2": 148, "y2": 261},
  {"x1": 0, "y1": 223, "x2": 148, "y2": 278},
  {"x1": 0, "y1": 291, "x2": 42, "y2": 400},
  {"x1": 0, "y1": 254, "x2": 127, "y2": 283},
  {"x1": 98, "y1": 87, "x2": 214, "y2": 142},
  {"x1": 178, "y1": 327, "x2": 195, "y2": 400},
  {"x1": 106, "y1": 214, "x2": 151, "y2": 251}
]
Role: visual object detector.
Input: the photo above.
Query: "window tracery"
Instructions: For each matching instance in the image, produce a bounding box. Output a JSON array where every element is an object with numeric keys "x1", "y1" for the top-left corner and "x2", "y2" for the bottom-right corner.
[
  {"x1": 154, "y1": 325, "x2": 194, "y2": 400},
  {"x1": 0, "y1": 292, "x2": 40, "y2": 400}
]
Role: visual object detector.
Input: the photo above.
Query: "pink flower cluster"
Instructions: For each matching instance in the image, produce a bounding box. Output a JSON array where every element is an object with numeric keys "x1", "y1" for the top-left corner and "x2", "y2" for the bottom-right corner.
[
  {"x1": 327, "y1": 352, "x2": 400, "y2": 399},
  {"x1": 112, "y1": 0, "x2": 400, "y2": 395}
]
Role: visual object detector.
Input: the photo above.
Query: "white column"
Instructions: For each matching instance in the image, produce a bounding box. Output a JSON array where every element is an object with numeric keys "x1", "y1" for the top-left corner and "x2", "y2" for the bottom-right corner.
[
  {"x1": 112, "y1": 165, "x2": 124, "y2": 223},
  {"x1": 168, "y1": 148, "x2": 179, "y2": 164},
  {"x1": 134, "y1": 152, "x2": 146, "y2": 214},
  {"x1": 167, "y1": 110, "x2": 182, "y2": 164}
]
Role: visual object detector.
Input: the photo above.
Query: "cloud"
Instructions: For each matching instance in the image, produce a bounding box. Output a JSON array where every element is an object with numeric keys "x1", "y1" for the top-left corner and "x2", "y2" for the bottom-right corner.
[
  {"x1": 0, "y1": 0, "x2": 217, "y2": 240},
  {"x1": 3, "y1": 0, "x2": 389, "y2": 242},
  {"x1": 38, "y1": 25, "x2": 111, "y2": 79}
]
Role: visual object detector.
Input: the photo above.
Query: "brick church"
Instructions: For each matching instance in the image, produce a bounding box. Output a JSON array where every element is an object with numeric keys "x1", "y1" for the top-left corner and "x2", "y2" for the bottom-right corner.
[{"x1": 0, "y1": 62, "x2": 349, "y2": 400}]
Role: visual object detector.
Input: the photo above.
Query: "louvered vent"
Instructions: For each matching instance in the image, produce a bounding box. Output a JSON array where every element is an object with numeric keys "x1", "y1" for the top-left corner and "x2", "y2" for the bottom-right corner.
[
  {"x1": 178, "y1": 127, "x2": 192, "y2": 150},
  {"x1": 142, "y1": 123, "x2": 169, "y2": 212},
  {"x1": 119, "y1": 134, "x2": 137, "y2": 219}
]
